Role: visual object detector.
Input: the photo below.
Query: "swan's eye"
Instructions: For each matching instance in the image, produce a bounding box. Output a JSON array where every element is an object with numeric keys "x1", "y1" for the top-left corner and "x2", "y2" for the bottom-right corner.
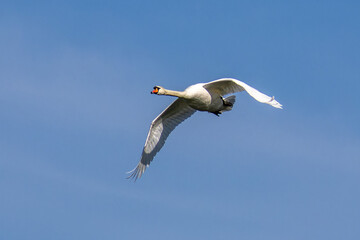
[{"x1": 152, "y1": 87, "x2": 159, "y2": 94}]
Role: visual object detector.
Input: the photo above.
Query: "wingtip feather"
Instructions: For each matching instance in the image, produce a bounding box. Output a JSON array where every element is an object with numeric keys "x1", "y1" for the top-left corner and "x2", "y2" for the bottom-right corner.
[
  {"x1": 126, "y1": 163, "x2": 148, "y2": 181},
  {"x1": 267, "y1": 96, "x2": 283, "y2": 109}
]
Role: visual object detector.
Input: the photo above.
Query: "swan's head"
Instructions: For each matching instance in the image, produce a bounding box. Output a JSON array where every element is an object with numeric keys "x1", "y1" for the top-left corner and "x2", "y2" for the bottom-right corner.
[{"x1": 151, "y1": 86, "x2": 165, "y2": 95}]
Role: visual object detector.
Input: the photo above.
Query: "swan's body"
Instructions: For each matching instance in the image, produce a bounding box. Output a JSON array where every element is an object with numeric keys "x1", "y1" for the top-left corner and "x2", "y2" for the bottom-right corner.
[{"x1": 128, "y1": 78, "x2": 282, "y2": 180}]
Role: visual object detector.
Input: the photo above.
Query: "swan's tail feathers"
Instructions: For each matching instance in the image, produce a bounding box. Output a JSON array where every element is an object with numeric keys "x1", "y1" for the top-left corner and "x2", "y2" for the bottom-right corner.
[
  {"x1": 225, "y1": 95, "x2": 236, "y2": 105},
  {"x1": 126, "y1": 162, "x2": 147, "y2": 181},
  {"x1": 222, "y1": 95, "x2": 236, "y2": 112}
]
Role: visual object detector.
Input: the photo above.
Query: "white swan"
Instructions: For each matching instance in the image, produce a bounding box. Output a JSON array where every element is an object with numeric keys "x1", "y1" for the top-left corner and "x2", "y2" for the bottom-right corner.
[{"x1": 128, "y1": 78, "x2": 282, "y2": 180}]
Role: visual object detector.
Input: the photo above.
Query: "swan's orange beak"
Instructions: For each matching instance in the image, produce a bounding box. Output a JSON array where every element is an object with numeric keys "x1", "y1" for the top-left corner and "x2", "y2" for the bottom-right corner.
[{"x1": 151, "y1": 88, "x2": 159, "y2": 94}]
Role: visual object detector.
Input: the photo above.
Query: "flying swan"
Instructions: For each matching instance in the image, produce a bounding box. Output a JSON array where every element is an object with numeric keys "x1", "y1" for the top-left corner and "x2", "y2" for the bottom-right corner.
[{"x1": 128, "y1": 78, "x2": 282, "y2": 180}]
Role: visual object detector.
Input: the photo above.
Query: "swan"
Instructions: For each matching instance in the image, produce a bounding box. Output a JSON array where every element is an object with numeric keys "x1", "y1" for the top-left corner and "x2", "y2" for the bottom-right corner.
[{"x1": 128, "y1": 78, "x2": 282, "y2": 180}]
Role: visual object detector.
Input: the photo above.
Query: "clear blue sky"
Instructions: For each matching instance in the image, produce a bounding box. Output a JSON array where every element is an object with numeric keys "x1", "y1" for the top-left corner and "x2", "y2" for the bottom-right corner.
[{"x1": 1, "y1": 1, "x2": 360, "y2": 239}]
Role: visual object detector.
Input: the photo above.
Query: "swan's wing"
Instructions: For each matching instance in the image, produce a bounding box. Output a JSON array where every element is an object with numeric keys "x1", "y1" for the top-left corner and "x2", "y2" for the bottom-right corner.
[
  {"x1": 128, "y1": 98, "x2": 196, "y2": 180},
  {"x1": 203, "y1": 78, "x2": 282, "y2": 109}
]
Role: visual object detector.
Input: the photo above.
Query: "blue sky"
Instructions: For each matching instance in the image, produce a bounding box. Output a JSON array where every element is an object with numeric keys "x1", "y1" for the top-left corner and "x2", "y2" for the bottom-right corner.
[{"x1": 1, "y1": 1, "x2": 360, "y2": 239}]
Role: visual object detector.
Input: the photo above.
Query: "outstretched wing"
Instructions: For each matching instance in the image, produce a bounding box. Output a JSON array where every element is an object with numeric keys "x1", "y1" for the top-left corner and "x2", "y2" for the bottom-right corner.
[
  {"x1": 128, "y1": 98, "x2": 196, "y2": 180},
  {"x1": 203, "y1": 78, "x2": 282, "y2": 109}
]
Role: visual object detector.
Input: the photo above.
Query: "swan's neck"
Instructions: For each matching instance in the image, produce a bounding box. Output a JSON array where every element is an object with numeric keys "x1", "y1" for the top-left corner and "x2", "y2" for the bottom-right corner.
[{"x1": 163, "y1": 89, "x2": 186, "y2": 98}]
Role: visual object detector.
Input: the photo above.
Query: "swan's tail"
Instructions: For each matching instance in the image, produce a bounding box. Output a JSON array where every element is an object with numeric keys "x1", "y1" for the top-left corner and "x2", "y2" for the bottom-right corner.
[{"x1": 222, "y1": 95, "x2": 236, "y2": 112}]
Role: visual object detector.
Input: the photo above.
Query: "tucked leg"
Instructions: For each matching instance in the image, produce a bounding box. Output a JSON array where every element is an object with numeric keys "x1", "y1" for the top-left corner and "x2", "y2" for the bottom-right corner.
[{"x1": 211, "y1": 111, "x2": 222, "y2": 117}]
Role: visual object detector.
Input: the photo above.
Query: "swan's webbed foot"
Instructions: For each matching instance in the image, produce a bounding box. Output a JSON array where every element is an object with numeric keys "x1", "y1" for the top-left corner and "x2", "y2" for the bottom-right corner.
[{"x1": 211, "y1": 111, "x2": 222, "y2": 117}]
